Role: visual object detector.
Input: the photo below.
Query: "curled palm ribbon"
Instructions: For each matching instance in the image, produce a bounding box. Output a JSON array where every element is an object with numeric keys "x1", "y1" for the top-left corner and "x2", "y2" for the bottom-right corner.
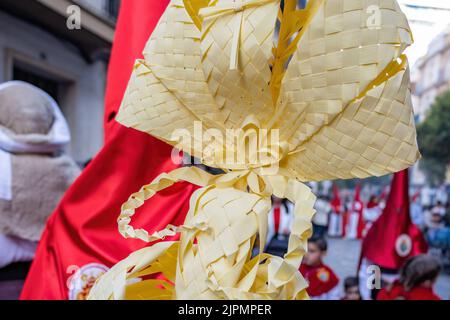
[
  {"x1": 95, "y1": 165, "x2": 316, "y2": 300},
  {"x1": 89, "y1": 0, "x2": 420, "y2": 300}
]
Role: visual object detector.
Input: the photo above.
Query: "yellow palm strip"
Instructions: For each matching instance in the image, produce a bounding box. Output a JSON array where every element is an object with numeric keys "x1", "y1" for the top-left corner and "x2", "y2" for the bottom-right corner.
[
  {"x1": 269, "y1": 0, "x2": 324, "y2": 106},
  {"x1": 183, "y1": 0, "x2": 210, "y2": 30},
  {"x1": 90, "y1": 166, "x2": 316, "y2": 300},
  {"x1": 349, "y1": 54, "x2": 408, "y2": 104}
]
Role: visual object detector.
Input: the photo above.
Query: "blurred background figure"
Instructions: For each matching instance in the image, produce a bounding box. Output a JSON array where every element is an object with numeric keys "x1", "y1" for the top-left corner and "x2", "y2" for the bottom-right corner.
[
  {"x1": 425, "y1": 200, "x2": 450, "y2": 265},
  {"x1": 312, "y1": 195, "x2": 331, "y2": 238},
  {"x1": 377, "y1": 255, "x2": 442, "y2": 300},
  {"x1": 0, "y1": 81, "x2": 80, "y2": 299},
  {"x1": 431, "y1": 201, "x2": 447, "y2": 219},
  {"x1": 265, "y1": 196, "x2": 293, "y2": 257},
  {"x1": 379, "y1": 187, "x2": 388, "y2": 210},
  {"x1": 436, "y1": 186, "x2": 448, "y2": 206},
  {"x1": 426, "y1": 201, "x2": 447, "y2": 230},
  {"x1": 300, "y1": 237, "x2": 340, "y2": 300},
  {"x1": 410, "y1": 191, "x2": 425, "y2": 230},
  {"x1": 328, "y1": 184, "x2": 343, "y2": 237},
  {"x1": 421, "y1": 186, "x2": 434, "y2": 209},
  {"x1": 358, "y1": 170, "x2": 429, "y2": 300},
  {"x1": 345, "y1": 185, "x2": 364, "y2": 240},
  {"x1": 363, "y1": 195, "x2": 382, "y2": 237},
  {"x1": 16, "y1": 0, "x2": 197, "y2": 301},
  {"x1": 342, "y1": 277, "x2": 362, "y2": 300}
]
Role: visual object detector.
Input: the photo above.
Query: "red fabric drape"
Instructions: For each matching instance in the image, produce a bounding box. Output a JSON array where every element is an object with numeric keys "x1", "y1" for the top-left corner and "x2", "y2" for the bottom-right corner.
[
  {"x1": 20, "y1": 0, "x2": 197, "y2": 300},
  {"x1": 360, "y1": 170, "x2": 427, "y2": 270},
  {"x1": 103, "y1": 0, "x2": 170, "y2": 141}
]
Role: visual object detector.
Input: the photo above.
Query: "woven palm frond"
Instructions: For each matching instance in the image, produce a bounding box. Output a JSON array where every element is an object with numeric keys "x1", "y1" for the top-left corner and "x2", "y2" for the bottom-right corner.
[
  {"x1": 91, "y1": 0, "x2": 420, "y2": 301},
  {"x1": 275, "y1": 0, "x2": 419, "y2": 180},
  {"x1": 117, "y1": 0, "x2": 419, "y2": 179}
]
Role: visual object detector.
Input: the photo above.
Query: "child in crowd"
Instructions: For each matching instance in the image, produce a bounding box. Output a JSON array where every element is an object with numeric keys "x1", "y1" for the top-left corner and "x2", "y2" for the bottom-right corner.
[
  {"x1": 342, "y1": 277, "x2": 362, "y2": 300},
  {"x1": 377, "y1": 255, "x2": 441, "y2": 300},
  {"x1": 300, "y1": 236, "x2": 340, "y2": 300}
]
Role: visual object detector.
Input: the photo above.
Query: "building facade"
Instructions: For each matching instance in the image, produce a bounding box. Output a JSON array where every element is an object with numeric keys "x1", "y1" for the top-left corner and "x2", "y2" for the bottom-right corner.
[
  {"x1": 395, "y1": 1, "x2": 450, "y2": 185},
  {"x1": 398, "y1": 0, "x2": 450, "y2": 67},
  {"x1": 412, "y1": 27, "x2": 450, "y2": 122},
  {"x1": 0, "y1": 0, "x2": 119, "y2": 163},
  {"x1": 411, "y1": 26, "x2": 450, "y2": 184}
]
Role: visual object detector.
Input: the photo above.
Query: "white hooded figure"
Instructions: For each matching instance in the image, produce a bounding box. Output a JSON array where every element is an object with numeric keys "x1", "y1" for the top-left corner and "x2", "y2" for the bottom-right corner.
[
  {"x1": 435, "y1": 186, "x2": 448, "y2": 206},
  {"x1": 0, "y1": 81, "x2": 80, "y2": 269}
]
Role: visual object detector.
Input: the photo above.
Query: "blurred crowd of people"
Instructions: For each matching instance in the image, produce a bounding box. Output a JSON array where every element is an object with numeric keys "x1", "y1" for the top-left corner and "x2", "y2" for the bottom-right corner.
[
  {"x1": 312, "y1": 184, "x2": 450, "y2": 262},
  {"x1": 314, "y1": 187, "x2": 446, "y2": 239},
  {"x1": 263, "y1": 181, "x2": 450, "y2": 300}
]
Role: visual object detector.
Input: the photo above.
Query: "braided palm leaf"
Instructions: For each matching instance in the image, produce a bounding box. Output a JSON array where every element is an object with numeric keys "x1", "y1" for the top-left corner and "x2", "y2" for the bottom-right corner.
[{"x1": 91, "y1": 0, "x2": 420, "y2": 300}]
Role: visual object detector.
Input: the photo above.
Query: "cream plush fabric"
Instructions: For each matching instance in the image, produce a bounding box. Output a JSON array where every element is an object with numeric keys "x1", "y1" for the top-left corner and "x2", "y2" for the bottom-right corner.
[{"x1": 0, "y1": 81, "x2": 80, "y2": 241}]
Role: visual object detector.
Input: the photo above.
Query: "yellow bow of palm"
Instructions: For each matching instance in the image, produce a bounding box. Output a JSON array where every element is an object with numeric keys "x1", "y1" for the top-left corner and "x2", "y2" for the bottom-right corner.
[{"x1": 89, "y1": 0, "x2": 419, "y2": 300}]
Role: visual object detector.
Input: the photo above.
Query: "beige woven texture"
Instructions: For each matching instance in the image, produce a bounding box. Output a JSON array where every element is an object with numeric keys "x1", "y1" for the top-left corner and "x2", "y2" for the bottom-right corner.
[
  {"x1": 90, "y1": 167, "x2": 316, "y2": 299},
  {"x1": 91, "y1": 0, "x2": 420, "y2": 300},
  {"x1": 117, "y1": 0, "x2": 419, "y2": 178},
  {"x1": 277, "y1": 0, "x2": 418, "y2": 181}
]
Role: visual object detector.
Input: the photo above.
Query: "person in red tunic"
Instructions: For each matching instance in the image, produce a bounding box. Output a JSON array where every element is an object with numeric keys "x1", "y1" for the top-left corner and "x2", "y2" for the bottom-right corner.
[
  {"x1": 377, "y1": 254, "x2": 441, "y2": 300},
  {"x1": 346, "y1": 184, "x2": 364, "y2": 239},
  {"x1": 300, "y1": 236, "x2": 340, "y2": 300},
  {"x1": 328, "y1": 184, "x2": 343, "y2": 237}
]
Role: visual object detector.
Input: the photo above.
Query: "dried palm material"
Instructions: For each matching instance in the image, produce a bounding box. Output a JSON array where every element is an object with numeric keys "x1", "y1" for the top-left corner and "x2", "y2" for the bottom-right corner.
[{"x1": 89, "y1": 0, "x2": 420, "y2": 300}]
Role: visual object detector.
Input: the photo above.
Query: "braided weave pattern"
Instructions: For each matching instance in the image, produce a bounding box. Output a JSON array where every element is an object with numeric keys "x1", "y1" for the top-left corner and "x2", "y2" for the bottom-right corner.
[
  {"x1": 116, "y1": 0, "x2": 419, "y2": 180},
  {"x1": 91, "y1": 0, "x2": 420, "y2": 301}
]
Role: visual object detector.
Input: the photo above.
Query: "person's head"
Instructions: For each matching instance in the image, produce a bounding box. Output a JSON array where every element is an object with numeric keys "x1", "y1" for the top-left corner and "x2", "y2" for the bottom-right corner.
[
  {"x1": 431, "y1": 212, "x2": 443, "y2": 224},
  {"x1": 436, "y1": 201, "x2": 442, "y2": 207},
  {"x1": 399, "y1": 255, "x2": 442, "y2": 291},
  {"x1": 343, "y1": 277, "x2": 361, "y2": 300},
  {"x1": 0, "y1": 81, "x2": 54, "y2": 135},
  {"x1": 304, "y1": 236, "x2": 327, "y2": 266},
  {"x1": 369, "y1": 195, "x2": 377, "y2": 203}
]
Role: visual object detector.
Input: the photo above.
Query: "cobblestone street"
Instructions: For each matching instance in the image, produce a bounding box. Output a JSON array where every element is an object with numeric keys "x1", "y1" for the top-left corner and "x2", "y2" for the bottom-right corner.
[{"x1": 324, "y1": 238, "x2": 450, "y2": 299}]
